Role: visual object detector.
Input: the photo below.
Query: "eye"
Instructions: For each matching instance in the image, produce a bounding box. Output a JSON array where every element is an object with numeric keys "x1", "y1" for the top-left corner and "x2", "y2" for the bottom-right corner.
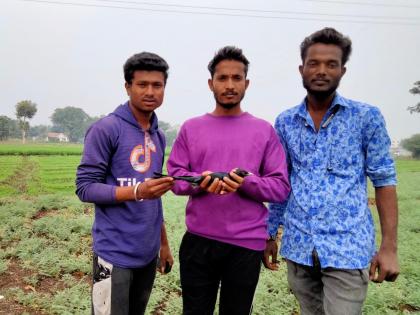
[{"x1": 328, "y1": 62, "x2": 339, "y2": 69}]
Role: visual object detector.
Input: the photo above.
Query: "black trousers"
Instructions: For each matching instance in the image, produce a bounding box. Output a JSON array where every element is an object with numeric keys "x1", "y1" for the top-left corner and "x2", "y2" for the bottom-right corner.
[
  {"x1": 92, "y1": 253, "x2": 157, "y2": 315},
  {"x1": 179, "y1": 232, "x2": 262, "y2": 315}
]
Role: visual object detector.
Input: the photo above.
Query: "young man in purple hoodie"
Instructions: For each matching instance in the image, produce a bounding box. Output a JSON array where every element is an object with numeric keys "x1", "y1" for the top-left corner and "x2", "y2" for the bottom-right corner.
[
  {"x1": 76, "y1": 52, "x2": 174, "y2": 315},
  {"x1": 167, "y1": 46, "x2": 290, "y2": 315}
]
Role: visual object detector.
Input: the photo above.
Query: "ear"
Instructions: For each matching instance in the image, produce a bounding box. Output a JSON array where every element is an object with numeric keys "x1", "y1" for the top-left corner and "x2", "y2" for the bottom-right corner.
[
  {"x1": 245, "y1": 79, "x2": 250, "y2": 90},
  {"x1": 299, "y1": 65, "x2": 303, "y2": 76},
  {"x1": 208, "y1": 78, "x2": 214, "y2": 92},
  {"x1": 125, "y1": 82, "x2": 130, "y2": 96},
  {"x1": 341, "y1": 66, "x2": 347, "y2": 76}
]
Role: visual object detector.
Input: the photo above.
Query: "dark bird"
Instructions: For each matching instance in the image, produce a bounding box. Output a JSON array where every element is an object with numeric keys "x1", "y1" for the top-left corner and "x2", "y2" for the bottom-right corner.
[{"x1": 153, "y1": 168, "x2": 251, "y2": 186}]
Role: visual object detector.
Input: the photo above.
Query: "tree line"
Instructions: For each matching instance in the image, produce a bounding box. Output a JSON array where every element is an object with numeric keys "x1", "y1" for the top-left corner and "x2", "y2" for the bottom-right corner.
[
  {"x1": 1, "y1": 85, "x2": 418, "y2": 156},
  {"x1": 0, "y1": 101, "x2": 179, "y2": 145}
]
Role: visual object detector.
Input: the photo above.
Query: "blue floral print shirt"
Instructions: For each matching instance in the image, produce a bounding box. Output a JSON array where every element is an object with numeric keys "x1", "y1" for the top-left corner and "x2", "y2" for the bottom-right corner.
[{"x1": 268, "y1": 93, "x2": 397, "y2": 269}]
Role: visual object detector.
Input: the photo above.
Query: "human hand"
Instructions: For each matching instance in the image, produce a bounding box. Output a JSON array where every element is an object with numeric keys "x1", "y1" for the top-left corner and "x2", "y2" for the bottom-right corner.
[
  {"x1": 136, "y1": 177, "x2": 174, "y2": 200},
  {"x1": 221, "y1": 168, "x2": 245, "y2": 194},
  {"x1": 157, "y1": 244, "x2": 174, "y2": 274},
  {"x1": 369, "y1": 248, "x2": 399, "y2": 283},
  {"x1": 263, "y1": 239, "x2": 279, "y2": 271},
  {"x1": 200, "y1": 171, "x2": 224, "y2": 194}
]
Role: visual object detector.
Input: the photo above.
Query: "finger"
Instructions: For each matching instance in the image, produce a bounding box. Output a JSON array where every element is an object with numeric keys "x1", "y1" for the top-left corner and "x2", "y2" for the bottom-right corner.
[
  {"x1": 168, "y1": 256, "x2": 174, "y2": 266},
  {"x1": 159, "y1": 258, "x2": 167, "y2": 273},
  {"x1": 222, "y1": 182, "x2": 236, "y2": 193},
  {"x1": 369, "y1": 258, "x2": 378, "y2": 281},
  {"x1": 229, "y1": 172, "x2": 244, "y2": 184},
  {"x1": 150, "y1": 182, "x2": 174, "y2": 194},
  {"x1": 223, "y1": 177, "x2": 240, "y2": 190},
  {"x1": 199, "y1": 176, "x2": 211, "y2": 189},
  {"x1": 202, "y1": 171, "x2": 212, "y2": 176},
  {"x1": 153, "y1": 186, "x2": 174, "y2": 197},
  {"x1": 374, "y1": 266, "x2": 386, "y2": 283},
  {"x1": 214, "y1": 180, "x2": 224, "y2": 194},
  {"x1": 149, "y1": 177, "x2": 174, "y2": 184},
  {"x1": 206, "y1": 178, "x2": 219, "y2": 193},
  {"x1": 272, "y1": 247, "x2": 278, "y2": 264},
  {"x1": 262, "y1": 254, "x2": 270, "y2": 269},
  {"x1": 385, "y1": 272, "x2": 399, "y2": 282}
]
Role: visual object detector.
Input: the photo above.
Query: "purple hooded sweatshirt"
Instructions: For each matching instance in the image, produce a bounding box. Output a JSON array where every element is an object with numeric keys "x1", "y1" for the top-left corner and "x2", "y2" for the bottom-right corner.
[{"x1": 76, "y1": 102, "x2": 165, "y2": 268}]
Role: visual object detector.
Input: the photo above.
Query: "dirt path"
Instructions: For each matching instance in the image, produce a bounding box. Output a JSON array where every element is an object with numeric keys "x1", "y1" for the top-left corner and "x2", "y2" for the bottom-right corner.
[{"x1": 0, "y1": 156, "x2": 39, "y2": 194}]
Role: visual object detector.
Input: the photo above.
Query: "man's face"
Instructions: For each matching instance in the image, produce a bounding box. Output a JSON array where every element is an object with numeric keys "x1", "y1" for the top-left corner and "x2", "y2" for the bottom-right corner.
[
  {"x1": 208, "y1": 60, "x2": 249, "y2": 109},
  {"x1": 300, "y1": 43, "x2": 346, "y2": 99},
  {"x1": 125, "y1": 70, "x2": 165, "y2": 114}
]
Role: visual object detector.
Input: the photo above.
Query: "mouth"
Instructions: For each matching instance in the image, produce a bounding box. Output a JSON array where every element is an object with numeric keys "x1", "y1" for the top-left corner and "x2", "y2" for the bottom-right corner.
[
  {"x1": 312, "y1": 79, "x2": 329, "y2": 85},
  {"x1": 143, "y1": 99, "x2": 157, "y2": 105},
  {"x1": 222, "y1": 92, "x2": 238, "y2": 98}
]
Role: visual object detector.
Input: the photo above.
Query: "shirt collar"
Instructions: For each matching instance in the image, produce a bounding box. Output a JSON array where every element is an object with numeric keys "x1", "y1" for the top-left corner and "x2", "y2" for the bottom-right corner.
[{"x1": 295, "y1": 92, "x2": 349, "y2": 120}]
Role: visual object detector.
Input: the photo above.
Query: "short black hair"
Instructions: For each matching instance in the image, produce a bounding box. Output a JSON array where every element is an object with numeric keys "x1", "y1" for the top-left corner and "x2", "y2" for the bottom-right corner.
[
  {"x1": 300, "y1": 27, "x2": 352, "y2": 65},
  {"x1": 208, "y1": 46, "x2": 250, "y2": 78},
  {"x1": 124, "y1": 52, "x2": 169, "y2": 84}
]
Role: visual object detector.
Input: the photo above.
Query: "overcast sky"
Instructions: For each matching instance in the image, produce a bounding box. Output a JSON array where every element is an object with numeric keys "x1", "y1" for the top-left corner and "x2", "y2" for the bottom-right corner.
[{"x1": 1, "y1": 0, "x2": 420, "y2": 141}]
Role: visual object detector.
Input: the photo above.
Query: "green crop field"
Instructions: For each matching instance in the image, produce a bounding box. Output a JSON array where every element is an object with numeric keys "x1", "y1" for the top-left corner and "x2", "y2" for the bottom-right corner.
[
  {"x1": 0, "y1": 142, "x2": 84, "y2": 156},
  {"x1": 0, "y1": 143, "x2": 419, "y2": 314}
]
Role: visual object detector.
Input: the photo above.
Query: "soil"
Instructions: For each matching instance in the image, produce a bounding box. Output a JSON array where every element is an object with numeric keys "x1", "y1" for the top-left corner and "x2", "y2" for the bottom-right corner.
[
  {"x1": 0, "y1": 259, "x2": 45, "y2": 315},
  {"x1": 0, "y1": 258, "x2": 90, "y2": 314},
  {"x1": 0, "y1": 156, "x2": 38, "y2": 194}
]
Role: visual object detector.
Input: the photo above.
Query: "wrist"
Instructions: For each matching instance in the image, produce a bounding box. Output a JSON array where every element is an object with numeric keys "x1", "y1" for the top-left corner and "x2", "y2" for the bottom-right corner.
[
  {"x1": 266, "y1": 233, "x2": 277, "y2": 242},
  {"x1": 379, "y1": 241, "x2": 397, "y2": 253},
  {"x1": 133, "y1": 182, "x2": 144, "y2": 202}
]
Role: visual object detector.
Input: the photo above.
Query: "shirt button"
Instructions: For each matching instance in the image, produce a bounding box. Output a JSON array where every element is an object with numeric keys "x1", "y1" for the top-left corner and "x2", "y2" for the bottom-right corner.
[{"x1": 304, "y1": 123, "x2": 309, "y2": 127}]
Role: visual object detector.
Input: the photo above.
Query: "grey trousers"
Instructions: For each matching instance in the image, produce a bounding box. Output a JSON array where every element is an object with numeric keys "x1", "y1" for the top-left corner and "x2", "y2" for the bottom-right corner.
[
  {"x1": 286, "y1": 254, "x2": 369, "y2": 315},
  {"x1": 92, "y1": 254, "x2": 157, "y2": 315}
]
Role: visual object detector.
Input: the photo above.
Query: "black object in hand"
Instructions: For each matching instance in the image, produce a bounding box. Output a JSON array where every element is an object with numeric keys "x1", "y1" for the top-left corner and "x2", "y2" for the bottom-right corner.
[
  {"x1": 157, "y1": 257, "x2": 172, "y2": 274},
  {"x1": 153, "y1": 168, "x2": 251, "y2": 186}
]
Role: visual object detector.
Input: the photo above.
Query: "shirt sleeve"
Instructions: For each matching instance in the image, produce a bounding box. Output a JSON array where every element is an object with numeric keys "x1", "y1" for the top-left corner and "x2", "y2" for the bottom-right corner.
[
  {"x1": 239, "y1": 125, "x2": 290, "y2": 203},
  {"x1": 167, "y1": 125, "x2": 203, "y2": 196},
  {"x1": 75, "y1": 121, "x2": 118, "y2": 204},
  {"x1": 363, "y1": 107, "x2": 397, "y2": 187},
  {"x1": 267, "y1": 115, "x2": 291, "y2": 232}
]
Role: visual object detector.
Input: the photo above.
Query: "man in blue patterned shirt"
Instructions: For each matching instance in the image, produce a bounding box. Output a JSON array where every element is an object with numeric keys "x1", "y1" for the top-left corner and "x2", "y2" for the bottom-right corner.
[{"x1": 264, "y1": 28, "x2": 399, "y2": 315}]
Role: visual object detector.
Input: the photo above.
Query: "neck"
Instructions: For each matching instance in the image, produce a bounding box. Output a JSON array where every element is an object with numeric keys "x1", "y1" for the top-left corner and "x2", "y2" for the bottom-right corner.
[
  {"x1": 306, "y1": 92, "x2": 336, "y2": 113},
  {"x1": 129, "y1": 102, "x2": 152, "y2": 130},
  {"x1": 212, "y1": 103, "x2": 243, "y2": 116}
]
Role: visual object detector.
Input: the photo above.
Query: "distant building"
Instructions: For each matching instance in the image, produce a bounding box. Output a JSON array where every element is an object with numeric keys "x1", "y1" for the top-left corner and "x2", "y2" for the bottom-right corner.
[
  {"x1": 390, "y1": 139, "x2": 412, "y2": 158},
  {"x1": 46, "y1": 132, "x2": 69, "y2": 142}
]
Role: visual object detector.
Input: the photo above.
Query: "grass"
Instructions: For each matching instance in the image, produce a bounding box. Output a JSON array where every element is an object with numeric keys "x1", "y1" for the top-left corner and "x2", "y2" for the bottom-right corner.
[
  {"x1": 0, "y1": 141, "x2": 171, "y2": 157},
  {"x1": 0, "y1": 144, "x2": 419, "y2": 314},
  {"x1": 0, "y1": 142, "x2": 83, "y2": 156}
]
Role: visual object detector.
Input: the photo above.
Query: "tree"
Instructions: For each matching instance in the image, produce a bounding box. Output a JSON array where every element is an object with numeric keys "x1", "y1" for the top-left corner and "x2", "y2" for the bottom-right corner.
[
  {"x1": 159, "y1": 121, "x2": 179, "y2": 146},
  {"x1": 401, "y1": 133, "x2": 420, "y2": 159},
  {"x1": 15, "y1": 100, "x2": 37, "y2": 143},
  {"x1": 51, "y1": 107, "x2": 92, "y2": 142},
  {"x1": 408, "y1": 81, "x2": 420, "y2": 113},
  {"x1": 29, "y1": 124, "x2": 50, "y2": 140},
  {"x1": 0, "y1": 116, "x2": 12, "y2": 141}
]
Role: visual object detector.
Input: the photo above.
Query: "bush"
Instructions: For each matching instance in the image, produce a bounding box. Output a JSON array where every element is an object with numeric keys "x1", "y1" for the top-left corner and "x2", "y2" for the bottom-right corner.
[{"x1": 402, "y1": 133, "x2": 420, "y2": 158}]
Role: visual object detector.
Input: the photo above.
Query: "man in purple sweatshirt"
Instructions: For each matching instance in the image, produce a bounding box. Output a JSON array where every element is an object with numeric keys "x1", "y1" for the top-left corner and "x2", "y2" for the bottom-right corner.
[
  {"x1": 167, "y1": 46, "x2": 290, "y2": 315},
  {"x1": 76, "y1": 52, "x2": 174, "y2": 315}
]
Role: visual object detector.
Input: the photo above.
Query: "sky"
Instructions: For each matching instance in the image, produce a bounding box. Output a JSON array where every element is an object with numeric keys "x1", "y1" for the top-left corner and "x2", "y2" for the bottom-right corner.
[{"x1": 1, "y1": 0, "x2": 420, "y2": 141}]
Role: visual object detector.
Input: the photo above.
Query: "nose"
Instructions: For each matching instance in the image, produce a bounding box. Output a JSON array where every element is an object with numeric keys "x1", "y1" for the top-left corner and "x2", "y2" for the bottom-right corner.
[
  {"x1": 316, "y1": 64, "x2": 327, "y2": 76},
  {"x1": 145, "y1": 85, "x2": 154, "y2": 95},
  {"x1": 226, "y1": 78, "x2": 234, "y2": 89}
]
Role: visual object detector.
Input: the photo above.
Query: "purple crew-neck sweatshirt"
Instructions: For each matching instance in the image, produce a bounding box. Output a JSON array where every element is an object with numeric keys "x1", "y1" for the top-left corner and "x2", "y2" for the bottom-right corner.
[{"x1": 167, "y1": 112, "x2": 290, "y2": 250}]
